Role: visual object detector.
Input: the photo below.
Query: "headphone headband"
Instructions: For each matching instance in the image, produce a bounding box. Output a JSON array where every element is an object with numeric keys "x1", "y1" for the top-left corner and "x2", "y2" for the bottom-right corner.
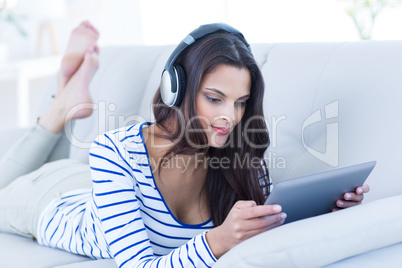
[
  {"x1": 160, "y1": 23, "x2": 251, "y2": 107},
  {"x1": 165, "y1": 23, "x2": 252, "y2": 72},
  {"x1": 184, "y1": 23, "x2": 251, "y2": 49}
]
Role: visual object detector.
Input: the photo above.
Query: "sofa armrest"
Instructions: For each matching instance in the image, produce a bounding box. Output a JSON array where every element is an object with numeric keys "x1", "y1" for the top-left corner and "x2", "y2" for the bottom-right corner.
[{"x1": 0, "y1": 127, "x2": 29, "y2": 157}]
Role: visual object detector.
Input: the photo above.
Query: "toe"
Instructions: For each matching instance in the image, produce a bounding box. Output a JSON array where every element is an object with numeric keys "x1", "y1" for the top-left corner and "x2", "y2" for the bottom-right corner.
[
  {"x1": 88, "y1": 24, "x2": 100, "y2": 36},
  {"x1": 82, "y1": 21, "x2": 100, "y2": 37},
  {"x1": 81, "y1": 20, "x2": 90, "y2": 28},
  {"x1": 93, "y1": 45, "x2": 100, "y2": 54}
]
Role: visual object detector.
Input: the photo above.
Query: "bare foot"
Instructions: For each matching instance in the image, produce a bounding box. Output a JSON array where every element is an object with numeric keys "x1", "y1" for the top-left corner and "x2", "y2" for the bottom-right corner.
[
  {"x1": 57, "y1": 21, "x2": 99, "y2": 95},
  {"x1": 60, "y1": 45, "x2": 99, "y2": 120},
  {"x1": 39, "y1": 46, "x2": 99, "y2": 134}
]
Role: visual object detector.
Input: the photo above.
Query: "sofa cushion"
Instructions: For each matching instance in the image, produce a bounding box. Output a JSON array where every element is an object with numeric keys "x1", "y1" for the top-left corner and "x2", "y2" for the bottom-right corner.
[
  {"x1": 325, "y1": 242, "x2": 402, "y2": 268},
  {"x1": 0, "y1": 233, "x2": 90, "y2": 268},
  {"x1": 261, "y1": 41, "x2": 402, "y2": 202},
  {"x1": 214, "y1": 194, "x2": 402, "y2": 267}
]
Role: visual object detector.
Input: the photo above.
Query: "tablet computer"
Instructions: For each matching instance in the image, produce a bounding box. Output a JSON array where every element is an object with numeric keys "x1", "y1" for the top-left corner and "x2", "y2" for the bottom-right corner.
[{"x1": 264, "y1": 161, "x2": 376, "y2": 224}]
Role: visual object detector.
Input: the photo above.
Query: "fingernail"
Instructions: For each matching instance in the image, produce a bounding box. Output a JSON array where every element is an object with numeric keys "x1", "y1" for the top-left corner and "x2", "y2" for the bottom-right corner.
[
  {"x1": 273, "y1": 205, "x2": 281, "y2": 212},
  {"x1": 338, "y1": 201, "x2": 344, "y2": 206},
  {"x1": 345, "y1": 193, "x2": 351, "y2": 199},
  {"x1": 281, "y1": 212, "x2": 287, "y2": 219}
]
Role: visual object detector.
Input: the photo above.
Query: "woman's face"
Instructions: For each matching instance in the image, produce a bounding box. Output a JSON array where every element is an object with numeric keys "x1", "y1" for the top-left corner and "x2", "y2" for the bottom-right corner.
[{"x1": 196, "y1": 64, "x2": 251, "y2": 148}]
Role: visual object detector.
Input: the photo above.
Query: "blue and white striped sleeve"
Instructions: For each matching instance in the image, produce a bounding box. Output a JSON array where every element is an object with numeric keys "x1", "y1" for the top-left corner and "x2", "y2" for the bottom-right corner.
[{"x1": 89, "y1": 132, "x2": 217, "y2": 268}]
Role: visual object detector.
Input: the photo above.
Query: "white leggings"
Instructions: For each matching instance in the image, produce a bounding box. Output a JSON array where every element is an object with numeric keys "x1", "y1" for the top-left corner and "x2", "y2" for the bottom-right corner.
[{"x1": 0, "y1": 124, "x2": 92, "y2": 239}]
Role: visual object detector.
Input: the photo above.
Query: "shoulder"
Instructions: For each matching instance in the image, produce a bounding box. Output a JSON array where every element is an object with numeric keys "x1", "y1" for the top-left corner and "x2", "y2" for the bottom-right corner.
[
  {"x1": 90, "y1": 122, "x2": 154, "y2": 164},
  {"x1": 93, "y1": 122, "x2": 152, "y2": 149}
]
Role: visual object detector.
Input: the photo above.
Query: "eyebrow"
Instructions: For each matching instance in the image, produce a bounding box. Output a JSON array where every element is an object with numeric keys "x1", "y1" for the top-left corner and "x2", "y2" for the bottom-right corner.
[{"x1": 205, "y1": 88, "x2": 250, "y2": 100}]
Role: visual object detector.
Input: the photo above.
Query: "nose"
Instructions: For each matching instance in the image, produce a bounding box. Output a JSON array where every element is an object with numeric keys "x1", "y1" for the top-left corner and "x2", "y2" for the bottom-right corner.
[{"x1": 216, "y1": 103, "x2": 238, "y2": 128}]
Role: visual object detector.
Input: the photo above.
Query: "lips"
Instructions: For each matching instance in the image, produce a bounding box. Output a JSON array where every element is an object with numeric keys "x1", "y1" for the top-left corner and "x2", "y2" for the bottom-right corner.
[{"x1": 211, "y1": 126, "x2": 230, "y2": 135}]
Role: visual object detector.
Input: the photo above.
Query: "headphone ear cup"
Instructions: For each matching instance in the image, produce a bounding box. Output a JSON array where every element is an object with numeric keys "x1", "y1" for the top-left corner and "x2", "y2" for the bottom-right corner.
[{"x1": 173, "y1": 65, "x2": 187, "y2": 106}]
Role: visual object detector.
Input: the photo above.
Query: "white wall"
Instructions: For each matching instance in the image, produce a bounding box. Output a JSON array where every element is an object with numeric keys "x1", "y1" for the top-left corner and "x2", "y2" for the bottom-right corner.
[
  {"x1": 139, "y1": 0, "x2": 402, "y2": 45},
  {"x1": 4, "y1": 0, "x2": 143, "y2": 60},
  {"x1": 3, "y1": 0, "x2": 402, "y2": 60}
]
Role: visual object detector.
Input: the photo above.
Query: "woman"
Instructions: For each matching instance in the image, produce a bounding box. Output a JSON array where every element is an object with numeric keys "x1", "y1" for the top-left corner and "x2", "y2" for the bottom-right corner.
[{"x1": 0, "y1": 21, "x2": 369, "y2": 267}]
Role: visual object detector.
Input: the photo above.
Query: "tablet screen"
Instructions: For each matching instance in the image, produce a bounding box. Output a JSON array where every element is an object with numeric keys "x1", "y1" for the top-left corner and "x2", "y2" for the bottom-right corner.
[{"x1": 264, "y1": 161, "x2": 376, "y2": 224}]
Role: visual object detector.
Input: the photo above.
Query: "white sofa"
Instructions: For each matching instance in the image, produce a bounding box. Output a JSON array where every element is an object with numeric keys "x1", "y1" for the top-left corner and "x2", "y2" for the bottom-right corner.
[{"x1": 1, "y1": 41, "x2": 402, "y2": 267}]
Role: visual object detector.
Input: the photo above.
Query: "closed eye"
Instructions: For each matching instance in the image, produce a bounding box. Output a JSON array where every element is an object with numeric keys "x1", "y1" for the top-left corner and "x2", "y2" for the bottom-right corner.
[
  {"x1": 235, "y1": 101, "x2": 247, "y2": 107},
  {"x1": 206, "y1": 96, "x2": 222, "y2": 104}
]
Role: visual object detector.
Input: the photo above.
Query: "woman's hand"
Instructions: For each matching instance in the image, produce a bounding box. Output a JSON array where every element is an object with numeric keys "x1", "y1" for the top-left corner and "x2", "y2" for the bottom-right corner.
[
  {"x1": 206, "y1": 200, "x2": 287, "y2": 259},
  {"x1": 333, "y1": 184, "x2": 370, "y2": 211}
]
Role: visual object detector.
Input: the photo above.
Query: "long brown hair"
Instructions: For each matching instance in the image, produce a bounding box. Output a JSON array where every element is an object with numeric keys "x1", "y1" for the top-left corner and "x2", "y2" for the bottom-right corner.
[{"x1": 152, "y1": 30, "x2": 270, "y2": 225}]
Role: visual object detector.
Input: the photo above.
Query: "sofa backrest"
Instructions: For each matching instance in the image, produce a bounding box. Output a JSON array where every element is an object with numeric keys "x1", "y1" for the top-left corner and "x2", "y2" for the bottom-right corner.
[
  {"x1": 256, "y1": 41, "x2": 402, "y2": 202},
  {"x1": 40, "y1": 41, "x2": 402, "y2": 202}
]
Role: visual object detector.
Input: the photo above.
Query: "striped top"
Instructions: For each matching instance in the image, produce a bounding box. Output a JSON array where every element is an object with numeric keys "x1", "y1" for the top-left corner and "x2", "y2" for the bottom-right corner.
[{"x1": 37, "y1": 121, "x2": 216, "y2": 268}]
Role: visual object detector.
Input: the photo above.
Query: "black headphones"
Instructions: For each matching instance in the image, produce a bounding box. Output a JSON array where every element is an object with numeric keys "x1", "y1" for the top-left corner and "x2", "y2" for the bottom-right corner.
[{"x1": 160, "y1": 23, "x2": 252, "y2": 107}]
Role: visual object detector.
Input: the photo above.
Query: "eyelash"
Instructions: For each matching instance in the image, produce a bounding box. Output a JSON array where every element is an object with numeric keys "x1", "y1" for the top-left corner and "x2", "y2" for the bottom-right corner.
[
  {"x1": 236, "y1": 101, "x2": 247, "y2": 108},
  {"x1": 206, "y1": 96, "x2": 247, "y2": 107},
  {"x1": 207, "y1": 96, "x2": 221, "y2": 103}
]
